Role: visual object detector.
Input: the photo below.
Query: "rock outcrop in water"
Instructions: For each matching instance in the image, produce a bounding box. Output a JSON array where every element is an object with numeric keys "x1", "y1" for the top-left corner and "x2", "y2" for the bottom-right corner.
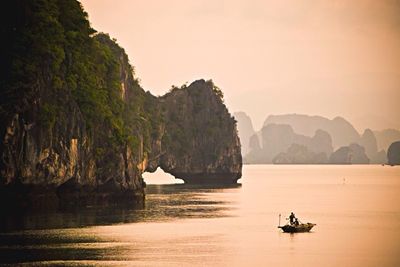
[
  {"x1": 329, "y1": 143, "x2": 370, "y2": 164},
  {"x1": 263, "y1": 114, "x2": 360, "y2": 148},
  {"x1": 359, "y1": 129, "x2": 387, "y2": 164},
  {"x1": 0, "y1": 0, "x2": 241, "y2": 208},
  {"x1": 145, "y1": 80, "x2": 242, "y2": 184},
  {"x1": 387, "y1": 141, "x2": 400, "y2": 166},
  {"x1": 242, "y1": 113, "x2": 395, "y2": 164},
  {"x1": 245, "y1": 124, "x2": 333, "y2": 164},
  {"x1": 273, "y1": 144, "x2": 328, "y2": 164}
]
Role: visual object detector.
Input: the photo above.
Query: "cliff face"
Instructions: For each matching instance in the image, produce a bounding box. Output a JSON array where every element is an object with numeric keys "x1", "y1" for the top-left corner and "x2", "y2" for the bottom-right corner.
[
  {"x1": 245, "y1": 123, "x2": 332, "y2": 164},
  {"x1": 359, "y1": 129, "x2": 387, "y2": 164},
  {"x1": 359, "y1": 129, "x2": 378, "y2": 156},
  {"x1": 263, "y1": 114, "x2": 360, "y2": 148},
  {"x1": 273, "y1": 144, "x2": 328, "y2": 164},
  {"x1": 146, "y1": 80, "x2": 242, "y2": 184},
  {"x1": 249, "y1": 113, "x2": 392, "y2": 165},
  {"x1": 329, "y1": 143, "x2": 370, "y2": 164},
  {"x1": 0, "y1": 30, "x2": 150, "y2": 205},
  {"x1": 0, "y1": 0, "x2": 242, "y2": 208},
  {"x1": 387, "y1": 141, "x2": 400, "y2": 165},
  {"x1": 233, "y1": 112, "x2": 255, "y2": 156}
]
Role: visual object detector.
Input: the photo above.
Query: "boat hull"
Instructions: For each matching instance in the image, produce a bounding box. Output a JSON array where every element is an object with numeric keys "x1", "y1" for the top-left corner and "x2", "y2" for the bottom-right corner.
[{"x1": 279, "y1": 223, "x2": 316, "y2": 233}]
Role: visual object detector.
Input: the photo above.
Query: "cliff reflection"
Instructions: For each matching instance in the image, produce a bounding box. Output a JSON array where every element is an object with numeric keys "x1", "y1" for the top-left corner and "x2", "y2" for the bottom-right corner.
[{"x1": 0, "y1": 184, "x2": 239, "y2": 232}]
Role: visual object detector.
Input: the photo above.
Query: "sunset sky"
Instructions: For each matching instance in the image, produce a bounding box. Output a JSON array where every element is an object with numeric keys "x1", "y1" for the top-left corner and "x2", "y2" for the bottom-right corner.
[{"x1": 80, "y1": 0, "x2": 400, "y2": 132}]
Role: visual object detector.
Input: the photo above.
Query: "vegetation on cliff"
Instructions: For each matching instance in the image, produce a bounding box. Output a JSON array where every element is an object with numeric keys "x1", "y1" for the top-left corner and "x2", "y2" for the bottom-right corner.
[
  {"x1": 155, "y1": 80, "x2": 242, "y2": 183},
  {"x1": 1, "y1": 0, "x2": 161, "y2": 188},
  {"x1": 2, "y1": 0, "x2": 159, "y2": 156},
  {"x1": 0, "y1": 0, "x2": 242, "y2": 207}
]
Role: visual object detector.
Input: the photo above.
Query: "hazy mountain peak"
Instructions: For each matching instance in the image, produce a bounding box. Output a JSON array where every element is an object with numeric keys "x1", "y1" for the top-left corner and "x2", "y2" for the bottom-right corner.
[
  {"x1": 263, "y1": 114, "x2": 359, "y2": 148},
  {"x1": 332, "y1": 116, "x2": 345, "y2": 121}
]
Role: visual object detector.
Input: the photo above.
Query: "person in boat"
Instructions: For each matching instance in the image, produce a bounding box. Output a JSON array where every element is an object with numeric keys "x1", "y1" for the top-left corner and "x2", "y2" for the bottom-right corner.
[
  {"x1": 294, "y1": 218, "x2": 300, "y2": 226},
  {"x1": 288, "y1": 212, "x2": 296, "y2": 225}
]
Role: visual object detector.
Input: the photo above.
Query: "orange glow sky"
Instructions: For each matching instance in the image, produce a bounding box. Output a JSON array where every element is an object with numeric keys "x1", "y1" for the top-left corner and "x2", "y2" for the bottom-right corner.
[{"x1": 80, "y1": 0, "x2": 400, "y2": 132}]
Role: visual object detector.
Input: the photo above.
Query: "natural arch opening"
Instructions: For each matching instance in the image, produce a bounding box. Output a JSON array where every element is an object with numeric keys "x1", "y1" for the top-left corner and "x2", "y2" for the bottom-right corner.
[{"x1": 143, "y1": 167, "x2": 184, "y2": 185}]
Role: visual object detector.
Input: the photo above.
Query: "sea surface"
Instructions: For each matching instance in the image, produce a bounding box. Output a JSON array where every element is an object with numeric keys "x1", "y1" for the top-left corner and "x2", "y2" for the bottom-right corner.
[{"x1": 0, "y1": 165, "x2": 399, "y2": 266}]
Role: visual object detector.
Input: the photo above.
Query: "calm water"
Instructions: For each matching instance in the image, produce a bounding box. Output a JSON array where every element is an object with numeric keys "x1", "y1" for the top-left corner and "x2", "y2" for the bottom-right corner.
[{"x1": 0, "y1": 165, "x2": 399, "y2": 266}]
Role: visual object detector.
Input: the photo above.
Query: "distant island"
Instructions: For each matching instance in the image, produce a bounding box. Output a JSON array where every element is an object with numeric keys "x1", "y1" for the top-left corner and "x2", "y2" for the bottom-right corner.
[
  {"x1": 388, "y1": 141, "x2": 400, "y2": 166},
  {"x1": 0, "y1": 0, "x2": 242, "y2": 209},
  {"x1": 235, "y1": 113, "x2": 400, "y2": 165}
]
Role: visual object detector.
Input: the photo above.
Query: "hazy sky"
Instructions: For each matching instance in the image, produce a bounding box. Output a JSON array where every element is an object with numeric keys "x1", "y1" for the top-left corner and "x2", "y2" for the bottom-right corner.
[{"x1": 80, "y1": 0, "x2": 400, "y2": 132}]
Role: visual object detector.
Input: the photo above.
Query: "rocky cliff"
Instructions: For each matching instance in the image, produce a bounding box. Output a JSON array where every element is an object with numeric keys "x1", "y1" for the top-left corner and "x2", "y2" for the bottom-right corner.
[
  {"x1": 0, "y1": 0, "x2": 242, "y2": 208},
  {"x1": 329, "y1": 143, "x2": 370, "y2": 164},
  {"x1": 245, "y1": 123, "x2": 333, "y2": 164},
  {"x1": 248, "y1": 113, "x2": 393, "y2": 165},
  {"x1": 359, "y1": 129, "x2": 387, "y2": 164},
  {"x1": 273, "y1": 144, "x2": 328, "y2": 164},
  {"x1": 146, "y1": 80, "x2": 242, "y2": 184},
  {"x1": 263, "y1": 114, "x2": 360, "y2": 148},
  {"x1": 387, "y1": 141, "x2": 400, "y2": 166},
  {"x1": 233, "y1": 112, "x2": 255, "y2": 156}
]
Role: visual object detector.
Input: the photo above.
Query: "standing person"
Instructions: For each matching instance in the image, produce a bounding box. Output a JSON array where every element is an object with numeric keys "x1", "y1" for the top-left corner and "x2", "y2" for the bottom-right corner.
[{"x1": 289, "y1": 212, "x2": 296, "y2": 225}]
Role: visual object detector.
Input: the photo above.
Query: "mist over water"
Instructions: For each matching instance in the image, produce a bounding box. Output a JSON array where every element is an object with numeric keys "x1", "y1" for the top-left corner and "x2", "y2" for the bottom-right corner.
[{"x1": 0, "y1": 165, "x2": 399, "y2": 266}]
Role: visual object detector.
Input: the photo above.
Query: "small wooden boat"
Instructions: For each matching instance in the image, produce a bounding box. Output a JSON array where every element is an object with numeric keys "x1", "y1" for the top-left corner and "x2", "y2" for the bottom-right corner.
[
  {"x1": 278, "y1": 222, "x2": 316, "y2": 233},
  {"x1": 277, "y1": 213, "x2": 316, "y2": 233}
]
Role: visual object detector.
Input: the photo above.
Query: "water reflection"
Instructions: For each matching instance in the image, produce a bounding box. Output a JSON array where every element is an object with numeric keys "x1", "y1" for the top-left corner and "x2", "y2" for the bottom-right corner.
[
  {"x1": 0, "y1": 184, "x2": 241, "y2": 232},
  {"x1": 0, "y1": 166, "x2": 399, "y2": 267},
  {"x1": 0, "y1": 183, "x2": 241, "y2": 265}
]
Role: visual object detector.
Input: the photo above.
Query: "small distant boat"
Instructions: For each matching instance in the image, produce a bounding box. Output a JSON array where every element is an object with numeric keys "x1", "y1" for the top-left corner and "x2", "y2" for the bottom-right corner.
[
  {"x1": 277, "y1": 213, "x2": 316, "y2": 233},
  {"x1": 278, "y1": 222, "x2": 316, "y2": 233}
]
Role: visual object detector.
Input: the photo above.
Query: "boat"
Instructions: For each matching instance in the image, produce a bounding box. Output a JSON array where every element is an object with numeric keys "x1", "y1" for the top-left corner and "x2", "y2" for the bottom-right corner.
[
  {"x1": 277, "y1": 213, "x2": 316, "y2": 233},
  {"x1": 278, "y1": 222, "x2": 316, "y2": 233}
]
